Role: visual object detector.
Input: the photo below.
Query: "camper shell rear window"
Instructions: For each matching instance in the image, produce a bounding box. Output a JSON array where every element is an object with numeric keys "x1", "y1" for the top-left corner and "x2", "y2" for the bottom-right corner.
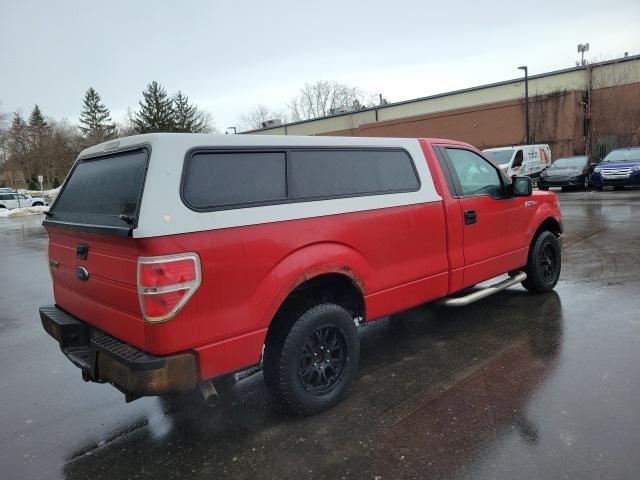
[{"x1": 44, "y1": 147, "x2": 149, "y2": 236}]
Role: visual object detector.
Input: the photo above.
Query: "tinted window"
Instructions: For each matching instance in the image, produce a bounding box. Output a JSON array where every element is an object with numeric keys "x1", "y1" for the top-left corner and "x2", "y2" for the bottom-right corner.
[
  {"x1": 551, "y1": 156, "x2": 588, "y2": 168},
  {"x1": 183, "y1": 152, "x2": 286, "y2": 209},
  {"x1": 288, "y1": 149, "x2": 418, "y2": 199},
  {"x1": 51, "y1": 149, "x2": 148, "y2": 229},
  {"x1": 446, "y1": 148, "x2": 504, "y2": 198}
]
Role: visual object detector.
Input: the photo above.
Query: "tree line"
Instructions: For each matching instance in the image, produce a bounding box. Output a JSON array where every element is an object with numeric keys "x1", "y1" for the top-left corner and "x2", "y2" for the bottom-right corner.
[
  {"x1": 237, "y1": 80, "x2": 386, "y2": 131},
  {"x1": 0, "y1": 79, "x2": 377, "y2": 188},
  {"x1": 0, "y1": 82, "x2": 214, "y2": 189}
]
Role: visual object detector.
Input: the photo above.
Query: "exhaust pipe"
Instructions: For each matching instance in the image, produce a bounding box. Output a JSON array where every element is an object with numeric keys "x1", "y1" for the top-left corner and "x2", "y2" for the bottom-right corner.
[{"x1": 199, "y1": 380, "x2": 220, "y2": 407}]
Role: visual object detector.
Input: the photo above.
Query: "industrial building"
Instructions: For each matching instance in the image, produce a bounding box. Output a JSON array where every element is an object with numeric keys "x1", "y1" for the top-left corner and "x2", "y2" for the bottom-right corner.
[{"x1": 248, "y1": 55, "x2": 640, "y2": 158}]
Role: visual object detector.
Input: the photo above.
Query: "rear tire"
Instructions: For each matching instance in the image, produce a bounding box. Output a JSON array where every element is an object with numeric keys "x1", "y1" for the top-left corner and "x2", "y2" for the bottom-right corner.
[
  {"x1": 538, "y1": 185, "x2": 549, "y2": 191},
  {"x1": 32, "y1": 202, "x2": 43, "y2": 207},
  {"x1": 522, "y1": 231, "x2": 561, "y2": 294},
  {"x1": 263, "y1": 302, "x2": 359, "y2": 415}
]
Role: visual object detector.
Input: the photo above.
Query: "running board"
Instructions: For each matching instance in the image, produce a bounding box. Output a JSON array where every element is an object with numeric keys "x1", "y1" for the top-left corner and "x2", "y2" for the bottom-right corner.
[{"x1": 438, "y1": 271, "x2": 527, "y2": 307}]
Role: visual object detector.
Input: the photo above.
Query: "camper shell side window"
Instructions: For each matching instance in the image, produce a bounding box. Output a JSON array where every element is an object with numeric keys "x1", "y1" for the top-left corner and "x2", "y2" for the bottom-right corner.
[{"x1": 181, "y1": 147, "x2": 420, "y2": 212}]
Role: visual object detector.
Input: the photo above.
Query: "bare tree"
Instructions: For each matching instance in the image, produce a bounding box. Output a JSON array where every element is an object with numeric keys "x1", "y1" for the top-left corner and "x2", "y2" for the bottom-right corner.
[
  {"x1": 238, "y1": 105, "x2": 287, "y2": 131},
  {"x1": 0, "y1": 101, "x2": 9, "y2": 168},
  {"x1": 287, "y1": 81, "x2": 369, "y2": 121}
]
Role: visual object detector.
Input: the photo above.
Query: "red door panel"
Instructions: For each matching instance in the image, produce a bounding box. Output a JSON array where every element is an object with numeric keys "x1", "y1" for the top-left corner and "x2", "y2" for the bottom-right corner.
[{"x1": 458, "y1": 195, "x2": 527, "y2": 286}]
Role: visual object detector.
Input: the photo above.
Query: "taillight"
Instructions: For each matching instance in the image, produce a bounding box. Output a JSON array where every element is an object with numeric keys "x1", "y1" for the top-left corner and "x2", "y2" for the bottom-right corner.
[{"x1": 137, "y1": 253, "x2": 201, "y2": 323}]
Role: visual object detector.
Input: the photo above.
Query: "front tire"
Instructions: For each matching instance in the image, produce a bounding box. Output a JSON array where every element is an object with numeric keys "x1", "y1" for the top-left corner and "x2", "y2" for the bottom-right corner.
[
  {"x1": 264, "y1": 303, "x2": 360, "y2": 415},
  {"x1": 538, "y1": 185, "x2": 549, "y2": 191},
  {"x1": 522, "y1": 231, "x2": 561, "y2": 293}
]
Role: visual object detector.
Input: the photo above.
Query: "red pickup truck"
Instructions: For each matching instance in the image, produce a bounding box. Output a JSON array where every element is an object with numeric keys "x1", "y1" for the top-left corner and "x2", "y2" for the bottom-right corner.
[{"x1": 39, "y1": 134, "x2": 562, "y2": 415}]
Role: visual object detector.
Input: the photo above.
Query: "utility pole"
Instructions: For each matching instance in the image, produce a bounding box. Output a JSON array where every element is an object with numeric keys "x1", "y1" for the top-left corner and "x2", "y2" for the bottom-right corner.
[{"x1": 518, "y1": 66, "x2": 530, "y2": 144}]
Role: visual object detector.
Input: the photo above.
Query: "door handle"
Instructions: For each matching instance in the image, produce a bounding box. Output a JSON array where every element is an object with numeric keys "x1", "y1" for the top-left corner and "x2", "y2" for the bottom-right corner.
[{"x1": 464, "y1": 210, "x2": 477, "y2": 225}]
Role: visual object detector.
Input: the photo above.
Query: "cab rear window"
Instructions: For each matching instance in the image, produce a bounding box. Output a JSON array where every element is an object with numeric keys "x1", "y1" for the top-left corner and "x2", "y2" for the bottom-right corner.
[{"x1": 46, "y1": 148, "x2": 148, "y2": 235}]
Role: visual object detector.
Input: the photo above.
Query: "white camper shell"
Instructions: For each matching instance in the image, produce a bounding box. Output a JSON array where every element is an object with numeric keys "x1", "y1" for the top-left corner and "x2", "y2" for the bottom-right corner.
[{"x1": 483, "y1": 144, "x2": 552, "y2": 178}]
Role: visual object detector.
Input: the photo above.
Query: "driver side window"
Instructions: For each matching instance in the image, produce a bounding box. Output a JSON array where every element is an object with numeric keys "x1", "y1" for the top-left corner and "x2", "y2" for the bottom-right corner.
[{"x1": 445, "y1": 148, "x2": 505, "y2": 198}]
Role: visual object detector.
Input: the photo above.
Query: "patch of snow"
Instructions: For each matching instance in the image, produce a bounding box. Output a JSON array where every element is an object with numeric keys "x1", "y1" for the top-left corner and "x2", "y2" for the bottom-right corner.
[
  {"x1": 18, "y1": 187, "x2": 61, "y2": 196},
  {"x1": 0, "y1": 206, "x2": 49, "y2": 218}
]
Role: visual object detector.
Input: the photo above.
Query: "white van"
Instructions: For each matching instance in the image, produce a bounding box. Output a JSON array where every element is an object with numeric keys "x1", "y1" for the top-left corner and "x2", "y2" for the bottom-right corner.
[{"x1": 483, "y1": 144, "x2": 552, "y2": 178}]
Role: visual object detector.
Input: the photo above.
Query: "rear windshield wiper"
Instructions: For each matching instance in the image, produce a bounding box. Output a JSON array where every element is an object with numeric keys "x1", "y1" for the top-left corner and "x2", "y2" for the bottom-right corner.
[{"x1": 118, "y1": 214, "x2": 135, "y2": 225}]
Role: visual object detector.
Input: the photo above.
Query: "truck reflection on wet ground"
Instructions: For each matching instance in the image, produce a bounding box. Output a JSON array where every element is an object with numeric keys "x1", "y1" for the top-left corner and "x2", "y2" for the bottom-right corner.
[{"x1": 60, "y1": 291, "x2": 564, "y2": 480}]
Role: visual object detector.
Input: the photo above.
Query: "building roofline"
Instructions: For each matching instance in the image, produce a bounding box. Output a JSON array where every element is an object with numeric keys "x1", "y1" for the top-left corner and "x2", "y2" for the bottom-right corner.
[{"x1": 243, "y1": 53, "x2": 640, "y2": 134}]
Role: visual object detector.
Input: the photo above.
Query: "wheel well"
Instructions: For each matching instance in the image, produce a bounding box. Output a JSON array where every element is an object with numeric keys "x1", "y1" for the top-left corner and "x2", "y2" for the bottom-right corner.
[
  {"x1": 535, "y1": 217, "x2": 562, "y2": 238},
  {"x1": 264, "y1": 273, "x2": 365, "y2": 352}
]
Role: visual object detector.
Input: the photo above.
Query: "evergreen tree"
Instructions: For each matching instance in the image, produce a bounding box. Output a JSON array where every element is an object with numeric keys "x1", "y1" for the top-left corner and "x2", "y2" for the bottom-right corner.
[
  {"x1": 29, "y1": 105, "x2": 46, "y2": 128},
  {"x1": 172, "y1": 91, "x2": 207, "y2": 133},
  {"x1": 8, "y1": 113, "x2": 28, "y2": 156},
  {"x1": 28, "y1": 105, "x2": 49, "y2": 151},
  {"x1": 78, "y1": 87, "x2": 116, "y2": 141},
  {"x1": 130, "y1": 81, "x2": 174, "y2": 133}
]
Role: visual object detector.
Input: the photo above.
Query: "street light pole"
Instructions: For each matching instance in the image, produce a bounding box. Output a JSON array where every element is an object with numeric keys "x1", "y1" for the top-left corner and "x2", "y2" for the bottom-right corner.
[{"x1": 518, "y1": 66, "x2": 530, "y2": 144}]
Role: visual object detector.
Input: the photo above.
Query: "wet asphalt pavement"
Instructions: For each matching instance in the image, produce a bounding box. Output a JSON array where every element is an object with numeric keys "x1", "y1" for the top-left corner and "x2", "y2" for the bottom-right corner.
[{"x1": 1, "y1": 190, "x2": 639, "y2": 480}]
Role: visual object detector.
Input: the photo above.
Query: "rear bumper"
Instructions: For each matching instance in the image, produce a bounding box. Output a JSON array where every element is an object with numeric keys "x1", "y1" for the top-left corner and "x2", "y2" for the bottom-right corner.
[{"x1": 39, "y1": 305, "x2": 198, "y2": 399}]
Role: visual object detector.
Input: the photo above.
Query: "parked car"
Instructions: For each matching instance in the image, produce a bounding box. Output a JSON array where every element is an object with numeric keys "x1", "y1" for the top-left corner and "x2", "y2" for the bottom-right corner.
[
  {"x1": 0, "y1": 187, "x2": 16, "y2": 193},
  {"x1": 39, "y1": 134, "x2": 562, "y2": 415},
  {"x1": 483, "y1": 144, "x2": 552, "y2": 178},
  {"x1": 538, "y1": 155, "x2": 599, "y2": 190},
  {"x1": 0, "y1": 192, "x2": 48, "y2": 209},
  {"x1": 591, "y1": 147, "x2": 640, "y2": 190}
]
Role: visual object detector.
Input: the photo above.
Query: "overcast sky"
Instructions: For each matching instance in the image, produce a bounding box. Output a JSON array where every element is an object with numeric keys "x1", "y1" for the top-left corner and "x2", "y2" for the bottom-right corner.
[{"x1": 1, "y1": 0, "x2": 639, "y2": 131}]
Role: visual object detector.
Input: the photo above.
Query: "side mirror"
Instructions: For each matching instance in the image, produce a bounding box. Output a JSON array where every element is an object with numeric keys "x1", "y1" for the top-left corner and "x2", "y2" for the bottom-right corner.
[{"x1": 512, "y1": 176, "x2": 533, "y2": 196}]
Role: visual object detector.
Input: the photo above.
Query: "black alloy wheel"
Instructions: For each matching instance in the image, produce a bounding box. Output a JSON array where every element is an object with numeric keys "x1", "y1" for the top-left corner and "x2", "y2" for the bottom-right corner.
[
  {"x1": 538, "y1": 243, "x2": 558, "y2": 283},
  {"x1": 263, "y1": 302, "x2": 360, "y2": 415},
  {"x1": 299, "y1": 325, "x2": 348, "y2": 395},
  {"x1": 522, "y1": 230, "x2": 561, "y2": 293}
]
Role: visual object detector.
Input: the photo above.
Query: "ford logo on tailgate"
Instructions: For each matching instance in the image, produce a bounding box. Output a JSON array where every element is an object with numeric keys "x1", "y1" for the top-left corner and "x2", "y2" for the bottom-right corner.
[{"x1": 75, "y1": 266, "x2": 90, "y2": 281}]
